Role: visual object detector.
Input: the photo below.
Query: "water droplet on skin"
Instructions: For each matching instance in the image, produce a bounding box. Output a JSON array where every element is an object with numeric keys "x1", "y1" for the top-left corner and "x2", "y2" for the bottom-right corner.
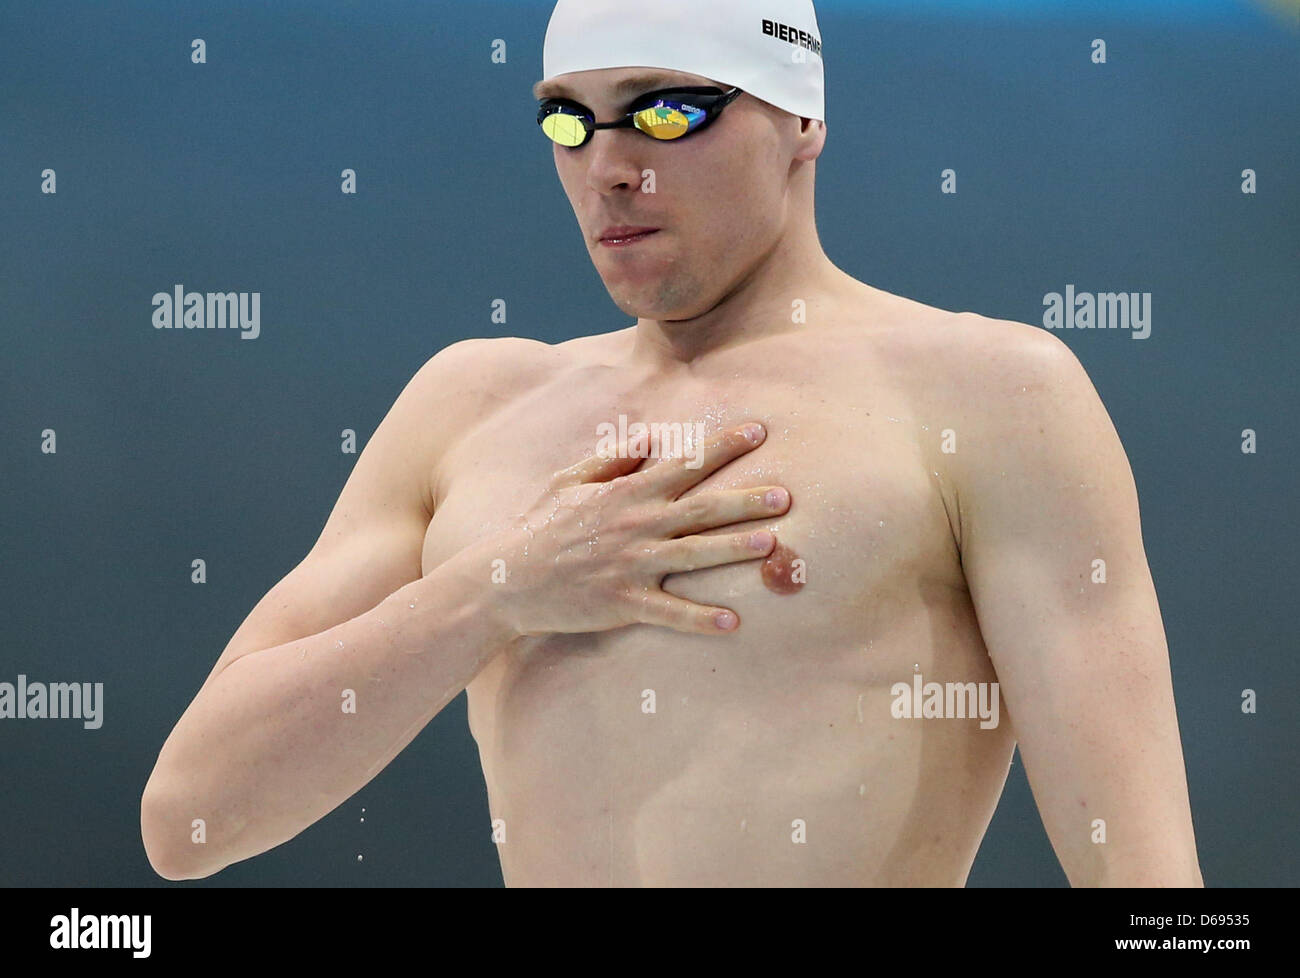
[
  {"x1": 859, "y1": 784, "x2": 866, "y2": 797},
  {"x1": 856, "y1": 693, "x2": 864, "y2": 723},
  {"x1": 336, "y1": 640, "x2": 345, "y2": 650},
  {"x1": 913, "y1": 663, "x2": 920, "y2": 671},
  {"x1": 878, "y1": 520, "x2": 884, "y2": 527},
  {"x1": 740, "y1": 819, "x2": 747, "y2": 832}
]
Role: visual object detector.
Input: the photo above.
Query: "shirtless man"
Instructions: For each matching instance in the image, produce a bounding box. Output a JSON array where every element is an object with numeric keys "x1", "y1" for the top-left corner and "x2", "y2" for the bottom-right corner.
[{"x1": 140, "y1": 0, "x2": 1203, "y2": 886}]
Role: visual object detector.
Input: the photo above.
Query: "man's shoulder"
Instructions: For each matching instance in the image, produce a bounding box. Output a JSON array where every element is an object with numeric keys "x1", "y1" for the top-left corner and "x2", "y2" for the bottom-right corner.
[
  {"x1": 874, "y1": 294, "x2": 1067, "y2": 364},
  {"x1": 940, "y1": 310, "x2": 1095, "y2": 414},
  {"x1": 401, "y1": 329, "x2": 629, "y2": 435},
  {"x1": 859, "y1": 295, "x2": 1105, "y2": 443},
  {"x1": 416, "y1": 334, "x2": 561, "y2": 389},
  {"x1": 907, "y1": 308, "x2": 1117, "y2": 493},
  {"x1": 409, "y1": 333, "x2": 572, "y2": 407},
  {"x1": 420, "y1": 327, "x2": 628, "y2": 382},
  {"x1": 865, "y1": 298, "x2": 1089, "y2": 410}
]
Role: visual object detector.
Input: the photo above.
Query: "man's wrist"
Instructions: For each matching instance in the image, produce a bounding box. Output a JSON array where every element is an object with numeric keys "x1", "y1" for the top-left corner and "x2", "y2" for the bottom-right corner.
[{"x1": 438, "y1": 530, "x2": 532, "y2": 645}]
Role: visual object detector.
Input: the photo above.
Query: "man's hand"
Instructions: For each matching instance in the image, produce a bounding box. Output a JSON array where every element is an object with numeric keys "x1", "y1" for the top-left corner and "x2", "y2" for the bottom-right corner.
[
  {"x1": 953, "y1": 321, "x2": 1203, "y2": 887},
  {"x1": 475, "y1": 422, "x2": 792, "y2": 637}
]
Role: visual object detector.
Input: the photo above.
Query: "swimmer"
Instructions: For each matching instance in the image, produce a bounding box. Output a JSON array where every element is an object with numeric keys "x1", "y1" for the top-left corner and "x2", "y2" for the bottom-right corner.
[{"x1": 142, "y1": 0, "x2": 1203, "y2": 886}]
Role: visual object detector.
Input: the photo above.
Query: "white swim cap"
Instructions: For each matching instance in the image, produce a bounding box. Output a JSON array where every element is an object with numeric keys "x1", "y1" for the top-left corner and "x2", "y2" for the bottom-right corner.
[{"x1": 541, "y1": 0, "x2": 825, "y2": 123}]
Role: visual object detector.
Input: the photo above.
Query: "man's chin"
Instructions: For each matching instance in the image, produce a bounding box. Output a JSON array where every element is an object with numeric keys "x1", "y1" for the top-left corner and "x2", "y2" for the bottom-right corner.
[
  {"x1": 611, "y1": 283, "x2": 721, "y2": 322},
  {"x1": 609, "y1": 295, "x2": 656, "y2": 320},
  {"x1": 602, "y1": 270, "x2": 701, "y2": 321},
  {"x1": 601, "y1": 283, "x2": 653, "y2": 317}
]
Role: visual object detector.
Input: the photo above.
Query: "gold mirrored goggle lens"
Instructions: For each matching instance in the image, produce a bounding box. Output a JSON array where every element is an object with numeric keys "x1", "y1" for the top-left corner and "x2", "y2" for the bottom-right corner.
[
  {"x1": 632, "y1": 106, "x2": 691, "y2": 140},
  {"x1": 541, "y1": 111, "x2": 588, "y2": 147}
]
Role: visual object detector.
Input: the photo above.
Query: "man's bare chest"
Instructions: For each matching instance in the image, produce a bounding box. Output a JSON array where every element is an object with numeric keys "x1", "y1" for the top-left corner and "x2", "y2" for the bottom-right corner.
[
  {"x1": 428, "y1": 347, "x2": 985, "y2": 783},
  {"x1": 419, "y1": 369, "x2": 965, "y2": 622}
]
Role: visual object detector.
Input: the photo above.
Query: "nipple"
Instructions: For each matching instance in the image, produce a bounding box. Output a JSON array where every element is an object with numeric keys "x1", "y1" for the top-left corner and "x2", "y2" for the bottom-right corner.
[{"x1": 761, "y1": 541, "x2": 805, "y2": 595}]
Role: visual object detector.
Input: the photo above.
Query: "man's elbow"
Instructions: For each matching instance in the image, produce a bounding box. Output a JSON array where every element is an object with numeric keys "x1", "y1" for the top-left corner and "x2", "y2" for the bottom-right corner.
[
  {"x1": 1072, "y1": 850, "x2": 1205, "y2": 887},
  {"x1": 1092, "y1": 866, "x2": 1205, "y2": 888},
  {"x1": 140, "y1": 786, "x2": 225, "y2": 882}
]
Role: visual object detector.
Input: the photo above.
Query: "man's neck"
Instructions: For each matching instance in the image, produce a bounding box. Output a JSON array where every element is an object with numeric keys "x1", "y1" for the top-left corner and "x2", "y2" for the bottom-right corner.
[{"x1": 627, "y1": 230, "x2": 846, "y2": 368}]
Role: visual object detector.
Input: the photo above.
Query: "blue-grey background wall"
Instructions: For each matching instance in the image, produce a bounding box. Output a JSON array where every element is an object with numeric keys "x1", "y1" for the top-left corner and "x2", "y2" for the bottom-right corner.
[{"x1": 1, "y1": 0, "x2": 1296, "y2": 886}]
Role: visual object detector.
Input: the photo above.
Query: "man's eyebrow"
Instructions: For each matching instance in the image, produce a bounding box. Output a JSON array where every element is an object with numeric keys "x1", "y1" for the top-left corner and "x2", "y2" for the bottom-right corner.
[{"x1": 532, "y1": 73, "x2": 694, "y2": 102}]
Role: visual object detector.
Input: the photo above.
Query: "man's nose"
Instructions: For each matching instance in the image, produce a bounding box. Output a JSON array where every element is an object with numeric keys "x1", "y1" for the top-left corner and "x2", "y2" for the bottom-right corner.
[{"x1": 582, "y1": 130, "x2": 647, "y2": 195}]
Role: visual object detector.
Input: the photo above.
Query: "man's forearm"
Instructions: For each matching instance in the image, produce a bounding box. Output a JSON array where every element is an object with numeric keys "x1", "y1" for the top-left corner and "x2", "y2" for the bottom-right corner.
[{"x1": 140, "y1": 544, "x2": 516, "y2": 880}]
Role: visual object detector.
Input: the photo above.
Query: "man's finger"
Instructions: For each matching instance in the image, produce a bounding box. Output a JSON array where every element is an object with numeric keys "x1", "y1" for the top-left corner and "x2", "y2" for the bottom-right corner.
[
  {"x1": 548, "y1": 439, "x2": 644, "y2": 490},
  {"x1": 634, "y1": 423, "x2": 767, "y2": 499},
  {"x1": 634, "y1": 591, "x2": 740, "y2": 634}
]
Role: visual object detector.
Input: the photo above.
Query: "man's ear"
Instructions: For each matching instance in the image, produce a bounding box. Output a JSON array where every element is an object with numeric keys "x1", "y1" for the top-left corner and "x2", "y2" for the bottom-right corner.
[{"x1": 796, "y1": 118, "x2": 826, "y2": 161}]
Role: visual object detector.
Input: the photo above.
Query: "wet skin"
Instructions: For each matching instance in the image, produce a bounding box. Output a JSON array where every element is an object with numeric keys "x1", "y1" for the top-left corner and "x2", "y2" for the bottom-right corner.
[{"x1": 420, "y1": 285, "x2": 1016, "y2": 886}]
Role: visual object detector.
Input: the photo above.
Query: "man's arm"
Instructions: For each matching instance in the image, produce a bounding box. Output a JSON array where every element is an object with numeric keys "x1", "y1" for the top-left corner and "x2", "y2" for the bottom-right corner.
[
  {"x1": 140, "y1": 339, "x2": 527, "y2": 879},
  {"x1": 140, "y1": 334, "x2": 782, "y2": 880},
  {"x1": 952, "y1": 319, "x2": 1203, "y2": 886}
]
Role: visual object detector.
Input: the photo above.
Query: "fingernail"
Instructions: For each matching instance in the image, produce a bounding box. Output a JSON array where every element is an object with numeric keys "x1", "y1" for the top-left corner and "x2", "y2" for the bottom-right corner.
[
  {"x1": 714, "y1": 610, "x2": 737, "y2": 630},
  {"x1": 764, "y1": 488, "x2": 788, "y2": 508},
  {"x1": 743, "y1": 423, "x2": 764, "y2": 444}
]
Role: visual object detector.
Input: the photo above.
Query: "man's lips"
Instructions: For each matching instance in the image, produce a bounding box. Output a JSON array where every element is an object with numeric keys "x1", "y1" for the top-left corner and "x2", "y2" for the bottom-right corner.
[{"x1": 599, "y1": 226, "x2": 660, "y2": 247}]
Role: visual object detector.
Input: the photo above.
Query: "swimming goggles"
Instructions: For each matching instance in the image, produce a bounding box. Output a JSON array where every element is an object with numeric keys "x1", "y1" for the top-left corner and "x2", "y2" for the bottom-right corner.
[{"x1": 537, "y1": 86, "x2": 743, "y2": 148}]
